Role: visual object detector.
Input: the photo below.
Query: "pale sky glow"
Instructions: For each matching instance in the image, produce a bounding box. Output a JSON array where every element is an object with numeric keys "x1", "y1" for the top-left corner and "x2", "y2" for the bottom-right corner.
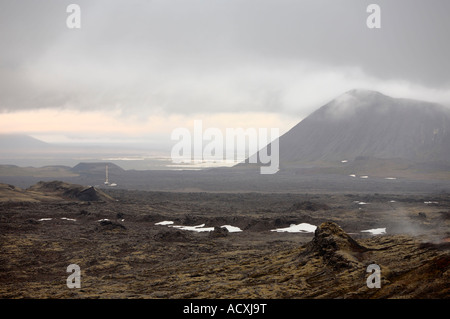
[
  {"x1": 0, "y1": 109, "x2": 298, "y2": 144},
  {"x1": 1, "y1": 0, "x2": 450, "y2": 146}
]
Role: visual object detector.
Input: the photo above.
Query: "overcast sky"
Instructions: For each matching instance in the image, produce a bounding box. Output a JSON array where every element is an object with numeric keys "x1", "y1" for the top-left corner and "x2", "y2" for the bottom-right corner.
[{"x1": 1, "y1": 0, "x2": 450, "y2": 144}]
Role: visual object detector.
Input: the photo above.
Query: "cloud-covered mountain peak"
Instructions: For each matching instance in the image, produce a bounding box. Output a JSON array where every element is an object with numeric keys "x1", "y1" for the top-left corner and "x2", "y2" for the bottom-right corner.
[{"x1": 275, "y1": 90, "x2": 450, "y2": 164}]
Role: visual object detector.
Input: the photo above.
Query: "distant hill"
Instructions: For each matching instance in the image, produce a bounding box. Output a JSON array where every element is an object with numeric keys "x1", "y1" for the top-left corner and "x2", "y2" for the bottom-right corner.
[
  {"x1": 0, "y1": 134, "x2": 51, "y2": 151},
  {"x1": 27, "y1": 181, "x2": 115, "y2": 202},
  {"x1": 71, "y1": 162, "x2": 125, "y2": 174},
  {"x1": 0, "y1": 181, "x2": 114, "y2": 202},
  {"x1": 249, "y1": 89, "x2": 450, "y2": 169},
  {"x1": 0, "y1": 162, "x2": 125, "y2": 188}
]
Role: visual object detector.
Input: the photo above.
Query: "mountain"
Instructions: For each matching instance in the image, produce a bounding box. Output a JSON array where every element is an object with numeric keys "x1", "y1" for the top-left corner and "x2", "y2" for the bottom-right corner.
[
  {"x1": 251, "y1": 89, "x2": 450, "y2": 169},
  {"x1": 71, "y1": 162, "x2": 125, "y2": 175},
  {"x1": 0, "y1": 134, "x2": 51, "y2": 151}
]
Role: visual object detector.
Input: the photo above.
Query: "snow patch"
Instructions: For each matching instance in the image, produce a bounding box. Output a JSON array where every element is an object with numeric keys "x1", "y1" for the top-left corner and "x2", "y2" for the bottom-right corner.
[
  {"x1": 171, "y1": 224, "x2": 215, "y2": 232},
  {"x1": 155, "y1": 221, "x2": 174, "y2": 225},
  {"x1": 221, "y1": 225, "x2": 242, "y2": 232},
  {"x1": 157, "y1": 221, "x2": 242, "y2": 233},
  {"x1": 271, "y1": 223, "x2": 317, "y2": 233}
]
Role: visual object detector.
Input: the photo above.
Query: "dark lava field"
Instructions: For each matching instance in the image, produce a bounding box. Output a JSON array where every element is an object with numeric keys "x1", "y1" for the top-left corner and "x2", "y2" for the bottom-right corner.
[{"x1": 0, "y1": 184, "x2": 449, "y2": 298}]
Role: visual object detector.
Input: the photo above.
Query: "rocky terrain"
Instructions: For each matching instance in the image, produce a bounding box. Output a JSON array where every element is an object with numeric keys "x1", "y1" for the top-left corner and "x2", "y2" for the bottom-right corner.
[{"x1": 0, "y1": 182, "x2": 448, "y2": 299}]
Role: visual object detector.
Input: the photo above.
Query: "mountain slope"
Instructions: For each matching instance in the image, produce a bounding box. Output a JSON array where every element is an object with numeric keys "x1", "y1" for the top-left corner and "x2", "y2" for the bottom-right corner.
[
  {"x1": 253, "y1": 90, "x2": 450, "y2": 168},
  {"x1": 0, "y1": 134, "x2": 51, "y2": 151}
]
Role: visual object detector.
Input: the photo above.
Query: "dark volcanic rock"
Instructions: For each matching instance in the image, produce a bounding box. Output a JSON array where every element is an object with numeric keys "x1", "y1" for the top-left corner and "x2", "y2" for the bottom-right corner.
[
  {"x1": 26, "y1": 219, "x2": 39, "y2": 225},
  {"x1": 154, "y1": 229, "x2": 193, "y2": 242},
  {"x1": 75, "y1": 186, "x2": 101, "y2": 201},
  {"x1": 209, "y1": 226, "x2": 229, "y2": 238},
  {"x1": 97, "y1": 220, "x2": 126, "y2": 231},
  {"x1": 301, "y1": 221, "x2": 367, "y2": 269},
  {"x1": 418, "y1": 212, "x2": 427, "y2": 219}
]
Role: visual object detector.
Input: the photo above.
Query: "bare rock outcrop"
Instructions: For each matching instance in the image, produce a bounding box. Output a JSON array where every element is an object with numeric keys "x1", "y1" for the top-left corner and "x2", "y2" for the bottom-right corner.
[
  {"x1": 209, "y1": 226, "x2": 229, "y2": 238},
  {"x1": 153, "y1": 229, "x2": 193, "y2": 242},
  {"x1": 301, "y1": 221, "x2": 367, "y2": 270},
  {"x1": 96, "y1": 220, "x2": 126, "y2": 231}
]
